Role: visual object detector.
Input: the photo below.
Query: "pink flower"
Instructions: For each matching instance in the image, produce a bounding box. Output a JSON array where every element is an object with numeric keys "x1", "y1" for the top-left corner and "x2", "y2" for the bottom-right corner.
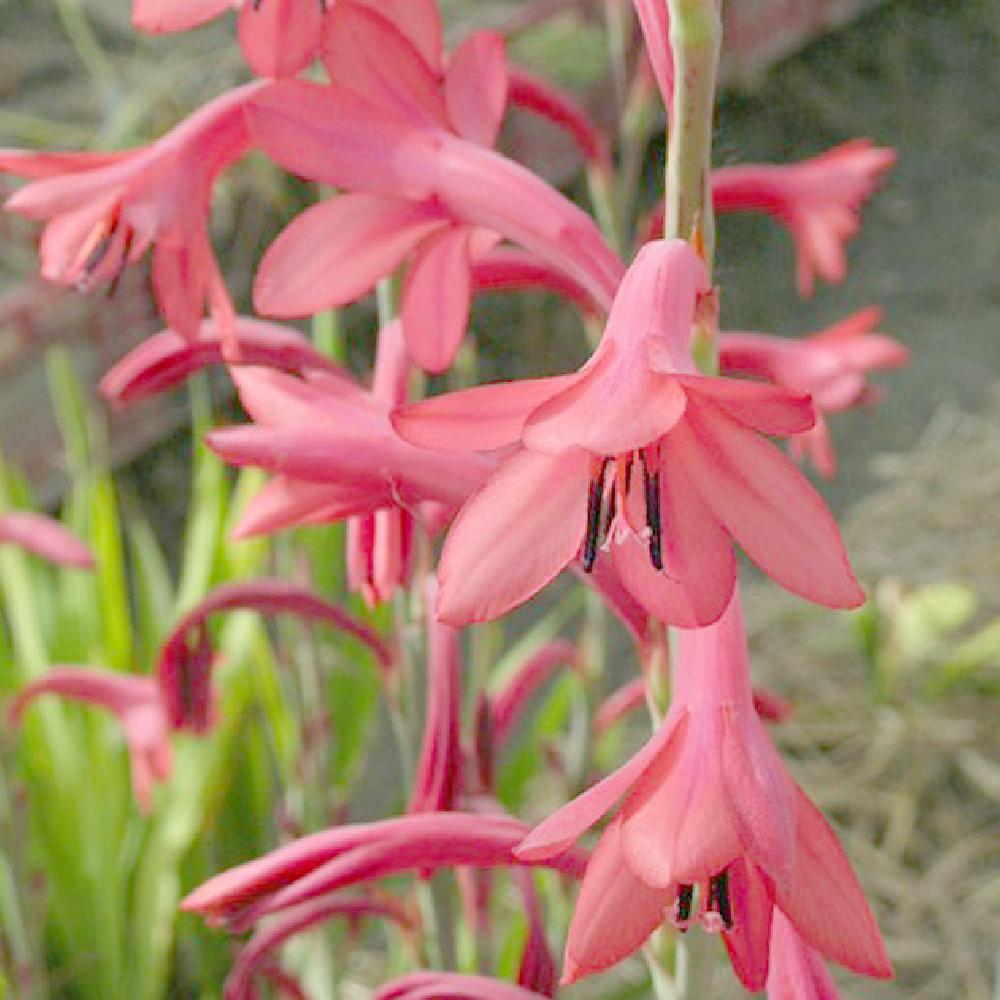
[
  {"x1": 245, "y1": 42, "x2": 622, "y2": 371},
  {"x1": 9, "y1": 668, "x2": 172, "y2": 813},
  {"x1": 394, "y1": 239, "x2": 863, "y2": 628},
  {"x1": 374, "y1": 972, "x2": 552, "y2": 1000},
  {"x1": 158, "y1": 578, "x2": 393, "y2": 732},
  {"x1": 767, "y1": 909, "x2": 842, "y2": 999},
  {"x1": 182, "y1": 812, "x2": 588, "y2": 932},
  {"x1": 224, "y1": 894, "x2": 414, "y2": 1000},
  {"x1": 409, "y1": 576, "x2": 463, "y2": 814},
  {"x1": 99, "y1": 315, "x2": 345, "y2": 408},
  {"x1": 720, "y1": 306, "x2": 909, "y2": 476},
  {"x1": 632, "y1": 0, "x2": 674, "y2": 113},
  {"x1": 0, "y1": 84, "x2": 263, "y2": 349},
  {"x1": 206, "y1": 322, "x2": 494, "y2": 603},
  {"x1": 0, "y1": 512, "x2": 94, "y2": 569},
  {"x1": 516, "y1": 592, "x2": 891, "y2": 989},
  {"x1": 712, "y1": 141, "x2": 897, "y2": 296},
  {"x1": 132, "y1": 0, "x2": 442, "y2": 80}
]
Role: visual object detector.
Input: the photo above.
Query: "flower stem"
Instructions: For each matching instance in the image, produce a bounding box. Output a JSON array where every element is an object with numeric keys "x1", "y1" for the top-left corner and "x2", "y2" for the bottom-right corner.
[{"x1": 662, "y1": 0, "x2": 722, "y2": 272}]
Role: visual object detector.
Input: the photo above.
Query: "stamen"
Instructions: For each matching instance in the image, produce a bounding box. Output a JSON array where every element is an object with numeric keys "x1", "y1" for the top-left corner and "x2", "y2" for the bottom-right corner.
[
  {"x1": 676, "y1": 883, "x2": 694, "y2": 924},
  {"x1": 641, "y1": 449, "x2": 663, "y2": 570},
  {"x1": 582, "y1": 458, "x2": 610, "y2": 572},
  {"x1": 708, "y1": 871, "x2": 733, "y2": 930},
  {"x1": 602, "y1": 483, "x2": 617, "y2": 540}
]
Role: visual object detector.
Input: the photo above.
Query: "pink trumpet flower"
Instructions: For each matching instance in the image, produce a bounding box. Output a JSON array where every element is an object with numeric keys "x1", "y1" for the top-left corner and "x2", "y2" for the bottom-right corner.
[
  {"x1": 224, "y1": 894, "x2": 414, "y2": 1000},
  {"x1": 491, "y1": 640, "x2": 579, "y2": 746},
  {"x1": 132, "y1": 0, "x2": 442, "y2": 80},
  {"x1": 182, "y1": 812, "x2": 588, "y2": 932},
  {"x1": 246, "y1": 38, "x2": 623, "y2": 372},
  {"x1": 99, "y1": 316, "x2": 345, "y2": 408},
  {"x1": 409, "y1": 576, "x2": 463, "y2": 814},
  {"x1": 0, "y1": 512, "x2": 94, "y2": 569},
  {"x1": 720, "y1": 306, "x2": 909, "y2": 476},
  {"x1": 712, "y1": 140, "x2": 897, "y2": 296},
  {"x1": 0, "y1": 83, "x2": 263, "y2": 350},
  {"x1": 394, "y1": 239, "x2": 863, "y2": 628},
  {"x1": 516, "y1": 592, "x2": 892, "y2": 990},
  {"x1": 375, "y1": 972, "x2": 552, "y2": 1000},
  {"x1": 158, "y1": 578, "x2": 393, "y2": 732},
  {"x1": 9, "y1": 668, "x2": 171, "y2": 813},
  {"x1": 207, "y1": 324, "x2": 494, "y2": 593},
  {"x1": 767, "y1": 909, "x2": 841, "y2": 999}
]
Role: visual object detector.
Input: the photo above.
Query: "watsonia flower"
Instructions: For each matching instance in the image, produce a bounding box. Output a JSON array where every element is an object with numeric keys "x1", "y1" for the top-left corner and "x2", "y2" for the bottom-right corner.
[
  {"x1": 516, "y1": 591, "x2": 892, "y2": 990},
  {"x1": 394, "y1": 239, "x2": 863, "y2": 629}
]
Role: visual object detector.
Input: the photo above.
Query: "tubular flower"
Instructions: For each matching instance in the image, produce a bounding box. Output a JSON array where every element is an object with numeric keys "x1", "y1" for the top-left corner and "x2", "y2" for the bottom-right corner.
[
  {"x1": 252, "y1": 12, "x2": 509, "y2": 373},
  {"x1": 9, "y1": 668, "x2": 172, "y2": 813},
  {"x1": 132, "y1": 0, "x2": 442, "y2": 80},
  {"x1": 206, "y1": 322, "x2": 494, "y2": 603},
  {"x1": 99, "y1": 316, "x2": 346, "y2": 408},
  {"x1": 516, "y1": 592, "x2": 892, "y2": 990},
  {"x1": 712, "y1": 140, "x2": 897, "y2": 296},
  {"x1": 246, "y1": 26, "x2": 623, "y2": 372},
  {"x1": 394, "y1": 239, "x2": 863, "y2": 628},
  {"x1": 158, "y1": 578, "x2": 393, "y2": 732},
  {"x1": 182, "y1": 812, "x2": 588, "y2": 932},
  {"x1": 720, "y1": 306, "x2": 909, "y2": 476},
  {"x1": 0, "y1": 83, "x2": 263, "y2": 350},
  {"x1": 0, "y1": 512, "x2": 94, "y2": 569}
]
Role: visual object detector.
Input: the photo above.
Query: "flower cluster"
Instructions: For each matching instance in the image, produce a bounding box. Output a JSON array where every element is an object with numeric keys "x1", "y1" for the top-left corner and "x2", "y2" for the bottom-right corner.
[{"x1": 1, "y1": 1, "x2": 905, "y2": 997}]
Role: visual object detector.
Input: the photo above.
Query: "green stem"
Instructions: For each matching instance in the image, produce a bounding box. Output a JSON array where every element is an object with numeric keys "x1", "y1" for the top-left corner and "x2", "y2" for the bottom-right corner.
[{"x1": 663, "y1": 0, "x2": 722, "y2": 270}]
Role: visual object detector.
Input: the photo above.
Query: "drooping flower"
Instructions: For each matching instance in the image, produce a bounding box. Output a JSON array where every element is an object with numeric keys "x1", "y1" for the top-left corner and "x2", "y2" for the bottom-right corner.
[
  {"x1": 720, "y1": 306, "x2": 909, "y2": 476},
  {"x1": 516, "y1": 591, "x2": 892, "y2": 989},
  {"x1": 0, "y1": 84, "x2": 264, "y2": 352},
  {"x1": 712, "y1": 141, "x2": 897, "y2": 296},
  {"x1": 99, "y1": 316, "x2": 346, "y2": 408},
  {"x1": 394, "y1": 239, "x2": 863, "y2": 629},
  {"x1": 131, "y1": 0, "x2": 442, "y2": 80},
  {"x1": 206, "y1": 322, "x2": 495, "y2": 604},
  {"x1": 246, "y1": 27, "x2": 623, "y2": 372},
  {"x1": 158, "y1": 578, "x2": 393, "y2": 732},
  {"x1": 0, "y1": 512, "x2": 94, "y2": 569},
  {"x1": 766, "y1": 909, "x2": 841, "y2": 1000},
  {"x1": 9, "y1": 668, "x2": 172, "y2": 813},
  {"x1": 182, "y1": 812, "x2": 588, "y2": 932}
]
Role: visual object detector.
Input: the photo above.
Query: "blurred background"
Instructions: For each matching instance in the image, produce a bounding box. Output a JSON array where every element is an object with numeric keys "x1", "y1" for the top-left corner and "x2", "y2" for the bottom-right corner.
[{"x1": 0, "y1": 1, "x2": 998, "y2": 998}]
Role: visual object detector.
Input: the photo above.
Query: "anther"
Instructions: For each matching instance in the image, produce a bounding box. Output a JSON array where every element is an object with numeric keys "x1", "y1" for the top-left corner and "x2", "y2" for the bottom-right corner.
[
  {"x1": 582, "y1": 458, "x2": 610, "y2": 572},
  {"x1": 676, "y1": 883, "x2": 694, "y2": 924},
  {"x1": 640, "y1": 449, "x2": 663, "y2": 570},
  {"x1": 708, "y1": 871, "x2": 733, "y2": 931}
]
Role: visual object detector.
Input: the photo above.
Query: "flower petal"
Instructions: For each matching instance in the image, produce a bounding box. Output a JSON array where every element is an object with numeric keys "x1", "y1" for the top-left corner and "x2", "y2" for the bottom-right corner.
[
  {"x1": 678, "y1": 376, "x2": 816, "y2": 436},
  {"x1": 562, "y1": 816, "x2": 671, "y2": 984},
  {"x1": 132, "y1": 0, "x2": 230, "y2": 32},
  {"x1": 437, "y1": 448, "x2": 589, "y2": 624},
  {"x1": 517, "y1": 711, "x2": 683, "y2": 862},
  {"x1": 353, "y1": 0, "x2": 443, "y2": 72},
  {"x1": 232, "y1": 477, "x2": 378, "y2": 539},
  {"x1": 766, "y1": 908, "x2": 841, "y2": 1000},
  {"x1": 391, "y1": 375, "x2": 576, "y2": 452},
  {"x1": 776, "y1": 787, "x2": 892, "y2": 978},
  {"x1": 668, "y1": 396, "x2": 865, "y2": 609},
  {"x1": 254, "y1": 193, "x2": 446, "y2": 317},
  {"x1": 611, "y1": 456, "x2": 734, "y2": 628},
  {"x1": 721, "y1": 858, "x2": 775, "y2": 992},
  {"x1": 0, "y1": 512, "x2": 94, "y2": 569},
  {"x1": 445, "y1": 31, "x2": 508, "y2": 147},
  {"x1": 238, "y1": 0, "x2": 322, "y2": 78},
  {"x1": 402, "y1": 226, "x2": 475, "y2": 374}
]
